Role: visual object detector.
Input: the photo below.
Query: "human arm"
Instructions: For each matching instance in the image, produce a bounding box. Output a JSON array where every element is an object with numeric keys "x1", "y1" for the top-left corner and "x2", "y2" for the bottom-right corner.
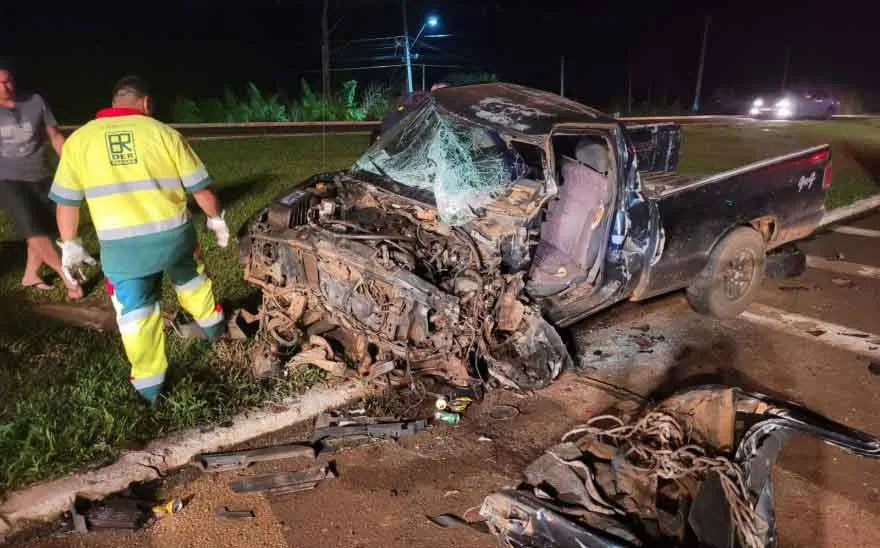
[
  {"x1": 48, "y1": 138, "x2": 97, "y2": 281},
  {"x1": 46, "y1": 125, "x2": 65, "y2": 157},
  {"x1": 192, "y1": 188, "x2": 221, "y2": 218},
  {"x1": 39, "y1": 95, "x2": 65, "y2": 157},
  {"x1": 171, "y1": 131, "x2": 229, "y2": 247},
  {"x1": 56, "y1": 204, "x2": 80, "y2": 241}
]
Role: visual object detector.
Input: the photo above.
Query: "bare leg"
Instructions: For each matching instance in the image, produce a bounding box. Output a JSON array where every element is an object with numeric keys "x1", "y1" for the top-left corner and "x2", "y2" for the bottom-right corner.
[
  {"x1": 21, "y1": 239, "x2": 44, "y2": 286},
  {"x1": 22, "y1": 236, "x2": 82, "y2": 299}
]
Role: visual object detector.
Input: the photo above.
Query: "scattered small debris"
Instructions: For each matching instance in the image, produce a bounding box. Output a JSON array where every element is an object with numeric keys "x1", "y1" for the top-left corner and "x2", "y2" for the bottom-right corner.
[
  {"x1": 151, "y1": 499, "x2": 184, "y2": 516},
  {"x1": 778, "y1": 284, "x2": 811, "y2": 292},
  {"x1": 311, "y1": 416, "x2": 428, "y2": 448},
  {"x1": 285, "y1": 335, "x2": 352, "y2": 378},
  {"x1": 196, "y1": 443, "x2": 316, "y2": 472},
  {"x1": 807, "y1": 329, "x2": 826, "y2": 337},
  {"x1": 593, "y1": 350, "x2": 604, "y2": 356},
  {"x1": 226, "y1": 308, "x2": 260, "y2": 340},
  {"x1": 70, "y1": 503, "x2": 87, "y2": 534},
  {"x1": 367, "y1": 360, "x2": 396, "y2": 383},
  {"x1": 444, "y1": 490, "x2": 461, "y2": 498},
  {"x1": 632, "y1": 324, "x2": 651, "y2": 333},
  {"x1": 478, "y1": 436, "x2": 493, "y2": 443},
  {"x1": 249, "y1": 340, "x2": 280, "y2": 378},
  {"x1": 215, "y1": 507, "x2": 256, "y2": 521},
  {"x1": 427, "y1": 513, "x2": 490, "y2": 533},
  {"x1": 868, "y1": 362, "x2": 880, "y2": 376},
  {"x1": 168, "y1": 310, "x2": 208, "y2": 340},
  {"x1": 434, "y1": 410, "x2": 461, "y2": 425},
  {"x1": 840, "y1": 332, "x2": 870, "y2": 338},
  {"x1": 488, "y1": 404, "x2": 520, "y2": 421},
  {"x1": 832, "y1": 278, "x2": 856, "y2": 288},
  {"x1": 74, "y1": 497, "x2": 150, "y2": 530},
  {"x1": 836, "y1": 251, "x2": 846, "y2": 261},
  {"x1": 228, "y1": 462, "x2": 337, "y2": 495}
]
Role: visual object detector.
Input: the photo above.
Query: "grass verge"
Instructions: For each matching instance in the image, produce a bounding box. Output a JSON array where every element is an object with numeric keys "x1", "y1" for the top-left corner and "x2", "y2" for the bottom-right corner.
[{"x1": 679, "y1": 120, "x2": 880, "y2": 209}]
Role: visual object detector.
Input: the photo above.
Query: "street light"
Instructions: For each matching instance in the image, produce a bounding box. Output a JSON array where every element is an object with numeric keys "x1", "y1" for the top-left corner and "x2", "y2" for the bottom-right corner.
[{"x1": 403, "y1": 12, "x2": 440, "y2": 93}]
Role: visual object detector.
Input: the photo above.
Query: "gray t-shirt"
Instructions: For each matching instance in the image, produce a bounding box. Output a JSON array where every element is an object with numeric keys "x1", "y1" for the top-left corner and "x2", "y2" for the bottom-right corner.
[{"x1": 0, "y1": 93, "x2": 58, "y2": 182}]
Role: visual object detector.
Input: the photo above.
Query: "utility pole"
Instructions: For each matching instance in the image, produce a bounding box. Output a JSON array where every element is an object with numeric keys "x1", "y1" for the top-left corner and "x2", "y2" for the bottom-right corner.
[
  {"x1": 402, "y1": 0, "x2": 414, "y2": 93},
  {"x1": 560, "y1": 55, "x2": 565, "y2": 97},
  {"x1": 781, "y1": 44, "x2": 791, "y2": 91},
  {"x1": 422, "y1": 64, "x2": 426, "y2": 91},
  {"x1": 691, "y1": 15, "x2": 710, "y2": 112},
  {"x1": 321, "y1": 0, "x2": 331, "y2": 101},
  {"x1": 626, "y1": 66, "x2": 632, "y2": 113}
]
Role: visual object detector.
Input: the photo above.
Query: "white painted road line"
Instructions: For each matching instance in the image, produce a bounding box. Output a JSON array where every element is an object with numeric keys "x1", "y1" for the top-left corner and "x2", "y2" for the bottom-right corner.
[
  {"x1": 806, "y1": 255, "x2": 880, "y2": 280},
  {"x1": 819, "y1": 195, "x2": 880, "y2": 227},
  {"x1": 741, "y1": 304, "x2": 880, "y2": 360},
  {"x1": 832, "y1": 225, "x2": 880, "y2": 238}
]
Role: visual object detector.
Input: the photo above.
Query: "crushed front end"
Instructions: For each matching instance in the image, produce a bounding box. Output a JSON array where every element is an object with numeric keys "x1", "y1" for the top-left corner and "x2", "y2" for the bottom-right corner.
[{"x1": 240, "y1": 170, "x2": 572, "y2": 389}]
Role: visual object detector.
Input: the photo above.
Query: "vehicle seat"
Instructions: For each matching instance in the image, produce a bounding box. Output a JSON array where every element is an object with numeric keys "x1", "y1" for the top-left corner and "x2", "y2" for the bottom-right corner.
[{"x1": 527, "y1": 141, "x2": 610, "y2": 298}]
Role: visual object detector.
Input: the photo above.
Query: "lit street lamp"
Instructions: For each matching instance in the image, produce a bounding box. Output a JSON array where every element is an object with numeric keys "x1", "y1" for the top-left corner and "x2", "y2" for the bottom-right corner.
[{"x1": 403, "y1": 10, "x2": 439, "y2": 93}]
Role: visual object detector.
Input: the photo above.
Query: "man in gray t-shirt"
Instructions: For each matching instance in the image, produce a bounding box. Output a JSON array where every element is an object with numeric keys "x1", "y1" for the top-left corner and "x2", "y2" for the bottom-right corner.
[{"x1": 0, "y1": 60, "x2": 82, "y2": 298}]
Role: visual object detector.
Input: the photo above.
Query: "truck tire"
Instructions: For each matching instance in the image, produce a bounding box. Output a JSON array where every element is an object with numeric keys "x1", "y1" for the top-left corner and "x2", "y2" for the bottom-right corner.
[{"x1": 687, "y1": 227, "x2": 765, "y2": 318}]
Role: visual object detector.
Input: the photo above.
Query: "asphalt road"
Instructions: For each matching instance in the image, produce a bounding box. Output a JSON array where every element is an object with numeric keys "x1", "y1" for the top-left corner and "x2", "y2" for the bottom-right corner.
[{"x1": 15, "y1": 211, "x2": 880, "y2": 548}]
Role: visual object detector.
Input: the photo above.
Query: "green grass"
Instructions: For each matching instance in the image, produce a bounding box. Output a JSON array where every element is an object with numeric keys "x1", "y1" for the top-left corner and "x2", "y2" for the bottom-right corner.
[
  {"x1": 679, "y1": 120, "x2": 880, "y2": 209},
  {"x1": 0, "y1": 136, "x2": 365, "y2": 494},
  {"x1": 1, "y1": 122, "x2": 879, "y2": 495}
]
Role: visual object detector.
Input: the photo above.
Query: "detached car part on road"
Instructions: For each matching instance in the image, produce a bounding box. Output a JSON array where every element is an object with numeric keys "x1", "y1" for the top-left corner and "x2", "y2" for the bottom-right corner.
[
  {"x1": 239, "y1": 83, "x2": 832, "y2": 389},
  {"x1": 477, "y1": 386, "x2": 880, "y2": 548}
]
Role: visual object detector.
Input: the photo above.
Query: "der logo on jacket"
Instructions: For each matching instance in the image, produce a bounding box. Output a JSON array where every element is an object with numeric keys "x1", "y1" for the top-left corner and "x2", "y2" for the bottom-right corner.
[{"x1": 106, "y1": 130, "x2": 138, "y2": 166}]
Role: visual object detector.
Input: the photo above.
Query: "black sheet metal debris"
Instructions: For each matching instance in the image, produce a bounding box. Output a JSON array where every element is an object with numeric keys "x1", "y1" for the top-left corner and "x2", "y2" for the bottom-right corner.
[
  {"x1": 441, "y1": 386, "x2": 880, "y2": 548},
  {"x1": 228, "y1": 462, "x2": 337, "y2": 495}
]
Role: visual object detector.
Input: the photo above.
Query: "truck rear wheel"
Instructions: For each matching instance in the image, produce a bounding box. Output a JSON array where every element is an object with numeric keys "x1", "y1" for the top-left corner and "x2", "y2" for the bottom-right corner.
[{"x1": 687, "y1": 227, "x2": 765, "y2": 318}]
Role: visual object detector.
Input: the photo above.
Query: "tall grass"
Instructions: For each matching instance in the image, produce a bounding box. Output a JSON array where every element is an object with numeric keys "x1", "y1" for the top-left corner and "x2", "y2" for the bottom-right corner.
[{"x1": 172, "y1": 80, "x2": 396, "y2": 123}]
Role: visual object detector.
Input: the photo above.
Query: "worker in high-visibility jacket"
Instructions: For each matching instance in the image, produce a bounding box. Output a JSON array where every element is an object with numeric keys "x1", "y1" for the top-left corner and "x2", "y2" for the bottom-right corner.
[{"x1": 48, "y1": 76, "x2": 230, "y2": 403}]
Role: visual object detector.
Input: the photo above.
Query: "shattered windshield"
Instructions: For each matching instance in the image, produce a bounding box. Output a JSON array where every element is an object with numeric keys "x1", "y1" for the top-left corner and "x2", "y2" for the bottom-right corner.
[{"x1": 354, "y1": 101, "x2": 525, "y2": 225}]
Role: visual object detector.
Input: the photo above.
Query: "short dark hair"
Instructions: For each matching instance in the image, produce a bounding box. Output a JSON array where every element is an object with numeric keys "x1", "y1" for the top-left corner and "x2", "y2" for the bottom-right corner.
[
  {"x1": 113, "y1": 75, "x2": 149, "y2": 99},
  {"x1": 0, "y1": 57, "x2": 13, "y2": 73}
]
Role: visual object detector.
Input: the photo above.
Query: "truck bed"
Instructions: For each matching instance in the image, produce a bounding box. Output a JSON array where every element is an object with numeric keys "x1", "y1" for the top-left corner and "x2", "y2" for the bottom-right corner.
[
  {"x1": 640, "y1": 145, "x2": 830, "y2": 199},
  {"x1": 640, "y1": 171, "x2": 707, "y2": 197}
]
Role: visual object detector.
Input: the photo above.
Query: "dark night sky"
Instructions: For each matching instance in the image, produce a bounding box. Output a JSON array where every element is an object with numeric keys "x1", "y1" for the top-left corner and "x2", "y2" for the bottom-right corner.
[{"x1": 3, "y1": 1, "x2": 877, "y2": 122}]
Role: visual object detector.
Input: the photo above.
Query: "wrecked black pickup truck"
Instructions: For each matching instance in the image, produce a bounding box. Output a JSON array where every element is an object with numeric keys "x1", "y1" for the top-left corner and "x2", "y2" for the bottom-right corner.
[{"x1": 239, "y1": 83, "x2": 832, "y2": 389}]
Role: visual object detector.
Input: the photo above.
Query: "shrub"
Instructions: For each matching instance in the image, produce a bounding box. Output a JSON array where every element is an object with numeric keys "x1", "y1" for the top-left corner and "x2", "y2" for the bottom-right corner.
[
  {"x1": 172, "y1": 79, "x2": 397, "y2": 123},
  {"x1": 361, "y1": 81, "x2": 393, "y2": 120},
  {"x1": 171, "y1": 97, "x2": 202, "y2": 123}
]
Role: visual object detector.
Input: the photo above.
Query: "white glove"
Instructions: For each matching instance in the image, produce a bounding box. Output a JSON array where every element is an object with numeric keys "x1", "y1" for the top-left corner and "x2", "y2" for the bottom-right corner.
[
  {"x1": 58, "y1": 238, "x2": 97, "y2": 284},
  {"x1": 206, "y1": 211, "x2": 230, "y2": 248}
]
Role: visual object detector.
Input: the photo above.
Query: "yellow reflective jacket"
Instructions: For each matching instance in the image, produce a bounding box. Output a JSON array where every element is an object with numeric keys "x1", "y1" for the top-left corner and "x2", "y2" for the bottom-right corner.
[{"x1": 49, "y1": 108, "x2": 213, "y2": 278}]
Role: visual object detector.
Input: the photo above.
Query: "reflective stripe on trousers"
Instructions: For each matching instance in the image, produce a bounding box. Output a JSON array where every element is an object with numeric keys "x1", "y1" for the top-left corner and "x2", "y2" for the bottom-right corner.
[
  {"x1": 107, "y1": 250, "x2": 223, "y2": 401},
  {"x1": 171, "y1": 259, "x2": 225, "y2": 339}
]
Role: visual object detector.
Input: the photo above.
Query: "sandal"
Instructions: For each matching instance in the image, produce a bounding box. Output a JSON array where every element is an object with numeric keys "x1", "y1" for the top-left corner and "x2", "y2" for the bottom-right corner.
[{"x1": 22, "y1": 279, "x2": 53, "y2": 291}]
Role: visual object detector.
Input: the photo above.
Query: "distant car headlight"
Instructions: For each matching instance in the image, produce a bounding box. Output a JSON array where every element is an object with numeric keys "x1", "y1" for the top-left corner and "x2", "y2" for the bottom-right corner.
[
  {"x1": 749, "y1": 107, "x2": 760, "y2": 116},
  {"x1": 775, "y1": 98, "x2": 791, "y2": 108},
  {"x1": 776, "y1": 106, "x2": 793, "y2": 118},
  {"x1": 753, "y1": 98, "x2": 764, "y2": 107}
]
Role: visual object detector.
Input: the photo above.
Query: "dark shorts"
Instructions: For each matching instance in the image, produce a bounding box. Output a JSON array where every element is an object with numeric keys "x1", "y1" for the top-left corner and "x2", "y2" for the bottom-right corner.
[{"x1": 0, "y1": 179, "x2": 56, "y2": 239}]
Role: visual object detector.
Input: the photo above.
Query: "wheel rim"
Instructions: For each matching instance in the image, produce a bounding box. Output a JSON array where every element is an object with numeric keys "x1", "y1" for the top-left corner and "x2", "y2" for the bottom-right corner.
[{"x1": 722, "y1": 250, "x2": 757, "y2": 300}]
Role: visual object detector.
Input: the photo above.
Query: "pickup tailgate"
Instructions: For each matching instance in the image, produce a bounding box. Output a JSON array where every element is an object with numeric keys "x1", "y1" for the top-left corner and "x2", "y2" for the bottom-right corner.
[{"x1": 638, "y1": 144, "x2": 831, "y2": 299}]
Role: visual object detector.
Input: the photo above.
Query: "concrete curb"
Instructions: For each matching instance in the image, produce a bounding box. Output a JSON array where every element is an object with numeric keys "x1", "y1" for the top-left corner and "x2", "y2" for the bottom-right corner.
[
  {"x1": 819, "y1": 195, "x2": 880, "y2": 227},
  {"x1": 0, "y1": 381, "x2": 369, "y2": 537}
]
